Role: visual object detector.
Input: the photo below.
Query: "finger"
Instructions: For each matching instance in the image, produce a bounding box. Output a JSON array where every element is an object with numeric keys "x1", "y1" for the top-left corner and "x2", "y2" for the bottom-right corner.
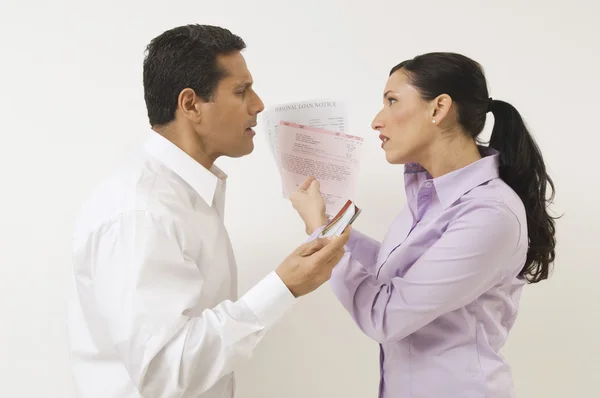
[
  {"x1": 330, "y1": 225, "x2": 352, "y2": 246},
  {"x1": 298, "y1": 176, "x2": 316, "y2": 191},
  {"x1": 308, "y1": 179, "x2": 321, "y2": 195},
  {"x1": 319, "y1": 247, "x2": 347, "y2": 281},
  {"x1": 295, "y1": 237, "x2": 328, "y2": 256},
  {"x1": 324, "y1": 244, "x2": 345, "y2": 262},
  {"x1": 307, "y1": 229, "x2": 350, "y2": 264},
  {"x1": 323, "y1": 226, "x2": 352, "y2": 260}
]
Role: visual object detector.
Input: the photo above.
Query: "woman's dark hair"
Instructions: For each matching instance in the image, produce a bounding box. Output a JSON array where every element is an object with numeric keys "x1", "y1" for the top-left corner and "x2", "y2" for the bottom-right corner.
[
  {"x1": 391, "y1": 52, "x2": 556, "y2": 283},
  {"x1": 143, "y1": 24, "x2": 246, "y2": 126}
]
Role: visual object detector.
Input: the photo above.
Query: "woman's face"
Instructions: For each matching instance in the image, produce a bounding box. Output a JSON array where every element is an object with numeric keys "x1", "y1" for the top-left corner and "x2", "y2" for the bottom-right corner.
[{"x1": 371, "y1": 70, "x2": 436, "y2": 165}]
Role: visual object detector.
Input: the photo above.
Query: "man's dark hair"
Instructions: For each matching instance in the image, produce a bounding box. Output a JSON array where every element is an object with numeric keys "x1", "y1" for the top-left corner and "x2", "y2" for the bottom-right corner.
[{"x1": 143, "y1": 24, "x2": 246, "y2": 126}]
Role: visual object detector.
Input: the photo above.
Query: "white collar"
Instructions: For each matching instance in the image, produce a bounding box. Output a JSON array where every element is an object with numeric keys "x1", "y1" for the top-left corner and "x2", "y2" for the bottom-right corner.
[{"x1": 143, "y1": 130, "x2": 227, "y2": 205}]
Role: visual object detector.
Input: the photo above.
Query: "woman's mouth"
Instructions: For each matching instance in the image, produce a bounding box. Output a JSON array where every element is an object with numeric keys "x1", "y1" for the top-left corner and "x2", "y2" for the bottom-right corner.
[{"x1": 379, "y1": 134, "x2": 389, "y2": 148}]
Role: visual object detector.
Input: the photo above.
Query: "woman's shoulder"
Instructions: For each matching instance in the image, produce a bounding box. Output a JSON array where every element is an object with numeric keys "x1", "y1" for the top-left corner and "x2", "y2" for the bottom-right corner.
[
  {"x1": 457, "y1": 177, "x2": 526, "y2": 223},
  {"x1": 448, "y1": 179, "x2": 528, "y2": 258}
]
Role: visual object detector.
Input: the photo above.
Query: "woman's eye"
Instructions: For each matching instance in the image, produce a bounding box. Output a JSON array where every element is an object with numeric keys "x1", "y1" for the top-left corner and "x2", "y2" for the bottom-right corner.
[{"x1": 388, "y1": 97, "x2": 396, "y2": 105}]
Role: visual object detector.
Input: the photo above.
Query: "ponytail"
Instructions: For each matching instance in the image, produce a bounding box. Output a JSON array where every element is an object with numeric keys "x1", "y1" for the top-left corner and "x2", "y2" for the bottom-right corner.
[{"x1": 488, "y1": 100, "x2": 557, "y2": 283}]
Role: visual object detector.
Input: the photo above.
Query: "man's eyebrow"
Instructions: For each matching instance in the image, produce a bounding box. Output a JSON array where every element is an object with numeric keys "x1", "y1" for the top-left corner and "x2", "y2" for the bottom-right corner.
[{"x1": 235, "y1": 81, "x2": 253, "y2": 89}]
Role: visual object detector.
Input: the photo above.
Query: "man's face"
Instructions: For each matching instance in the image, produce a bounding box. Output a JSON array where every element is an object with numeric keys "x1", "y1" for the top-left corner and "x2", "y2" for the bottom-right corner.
[{"x1": 197, "y1": 51, "x2": 265, "y2": 160}]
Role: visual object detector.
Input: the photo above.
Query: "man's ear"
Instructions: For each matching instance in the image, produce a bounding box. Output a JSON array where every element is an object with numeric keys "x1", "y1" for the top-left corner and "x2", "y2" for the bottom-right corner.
[
  {"x1": 431, "y1": 93, "x2": 453, "y2": 125},
  {"x1": 177, "y1": 88, "x2": 202, "y2": 123}
]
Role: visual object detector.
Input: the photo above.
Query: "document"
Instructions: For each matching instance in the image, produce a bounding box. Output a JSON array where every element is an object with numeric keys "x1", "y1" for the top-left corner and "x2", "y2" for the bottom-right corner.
[
  {"x1": 262, "y1": 100, "x2": 364, "y2": 217},
  {"x1": 262, "y1": 99, "x2": 348, "y2": 167}
]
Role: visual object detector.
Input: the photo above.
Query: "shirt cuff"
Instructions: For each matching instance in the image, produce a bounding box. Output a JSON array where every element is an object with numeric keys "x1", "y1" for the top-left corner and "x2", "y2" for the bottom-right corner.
[
  {"x1": 345, "y1": 229, "x2": 363, "y2": 252},
  {"x1": 306, "y1": 225, "x2": 326, "y2": 242},
  {"x1": 240, "y1": 271, "x2": 297, "y2": 329}
]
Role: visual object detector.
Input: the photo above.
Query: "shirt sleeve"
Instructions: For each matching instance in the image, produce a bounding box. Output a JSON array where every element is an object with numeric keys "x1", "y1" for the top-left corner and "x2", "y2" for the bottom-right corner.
[
  {"x1": 88, "y1": 210, "x2": 296, "y2": 397},
  {"x1": 328, "y1": 202, "x2": 525, "y2": 344},
  {"x1": 308, "y1": 227, "x2": 381, "y2": 274}
]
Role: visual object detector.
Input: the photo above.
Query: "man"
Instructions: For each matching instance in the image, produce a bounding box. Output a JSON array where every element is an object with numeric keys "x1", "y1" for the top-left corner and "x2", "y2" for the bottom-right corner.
[{"x1": 67, "y1": 24, "x2": 349, "y2": 398}]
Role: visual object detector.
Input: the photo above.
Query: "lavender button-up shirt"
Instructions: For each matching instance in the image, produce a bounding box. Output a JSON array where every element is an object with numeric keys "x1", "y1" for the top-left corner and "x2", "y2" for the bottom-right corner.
[{"x1": 319, "y1": 147, "x2": 528, "y2": 397}]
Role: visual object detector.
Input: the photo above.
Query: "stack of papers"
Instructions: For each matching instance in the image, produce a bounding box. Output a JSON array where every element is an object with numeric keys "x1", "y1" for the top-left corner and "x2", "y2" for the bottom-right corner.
[
  {"x1": 261, "y1": 99, "x2": 364, "y2": 218},
  {"x1": 320, "y1": 200, "x2": 361, "y2": 237}
]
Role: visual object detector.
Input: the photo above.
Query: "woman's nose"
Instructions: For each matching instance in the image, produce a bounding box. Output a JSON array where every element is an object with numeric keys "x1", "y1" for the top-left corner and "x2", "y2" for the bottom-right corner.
[{"x1": 371, "y1": 113, "x2": 384, "y2": 131}]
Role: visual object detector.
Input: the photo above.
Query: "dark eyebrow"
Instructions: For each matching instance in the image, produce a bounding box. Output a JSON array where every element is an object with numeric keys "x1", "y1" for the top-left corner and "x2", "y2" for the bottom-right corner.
[{"x1": 384, "y1": 90, "x2": 392, "y2": 98}]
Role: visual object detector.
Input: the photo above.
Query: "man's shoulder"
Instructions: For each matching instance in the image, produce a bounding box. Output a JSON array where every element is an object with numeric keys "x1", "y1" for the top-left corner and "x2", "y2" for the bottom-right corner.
[{"x1": 72, "y1": 151, "x2": 193, "y2": 238}]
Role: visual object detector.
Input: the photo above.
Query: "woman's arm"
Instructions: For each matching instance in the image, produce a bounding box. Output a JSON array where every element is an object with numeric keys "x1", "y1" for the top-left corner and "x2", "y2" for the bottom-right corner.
[
  {"x1": 290, "y1": 176, "x2": 382, "y2": 272},
  {"x1": 309, "y1": 226, "x2": 381, "y2": 274},
  {"x1": 328, "y1": 202, "x2": 525, "y2": 344}
]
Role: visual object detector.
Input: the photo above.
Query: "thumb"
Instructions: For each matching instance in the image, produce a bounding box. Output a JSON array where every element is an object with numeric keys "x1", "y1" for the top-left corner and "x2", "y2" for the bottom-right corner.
[
  {"x1": 309, "y1": 225, "x2": 351, "y2": 263},
  {"x1": 298, "y1": 176, "x2": 315, "y2": 191},
  {"x1": 308, "y1": 179, "x2": 321, "y2": 195}
]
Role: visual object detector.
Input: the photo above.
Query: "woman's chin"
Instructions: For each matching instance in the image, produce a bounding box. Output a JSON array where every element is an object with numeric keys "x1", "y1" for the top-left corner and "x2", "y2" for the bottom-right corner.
[{"x1": 385, "y1": 150, "x2": 407, "y2": 165}]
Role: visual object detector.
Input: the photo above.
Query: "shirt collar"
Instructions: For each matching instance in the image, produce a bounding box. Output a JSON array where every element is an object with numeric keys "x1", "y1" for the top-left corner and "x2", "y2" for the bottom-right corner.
[
  {"x1": 404, "y1": 146, "x2": 500, "y2": 209},
  {"x1": 143, "y1": 130, "x2": 227, "y2": 205}
]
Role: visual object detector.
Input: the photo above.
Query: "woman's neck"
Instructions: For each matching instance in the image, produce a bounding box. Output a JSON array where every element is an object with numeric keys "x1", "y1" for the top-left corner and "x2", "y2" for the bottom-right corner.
[{"x1": 419, "y1": 132, "x2": 482, "y2": 178}]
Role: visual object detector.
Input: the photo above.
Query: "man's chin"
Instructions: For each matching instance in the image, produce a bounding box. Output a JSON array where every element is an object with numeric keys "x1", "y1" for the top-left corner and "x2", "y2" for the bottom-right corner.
[{"x1": 228, "y1": 143, "x2": 254, "y2": 158}]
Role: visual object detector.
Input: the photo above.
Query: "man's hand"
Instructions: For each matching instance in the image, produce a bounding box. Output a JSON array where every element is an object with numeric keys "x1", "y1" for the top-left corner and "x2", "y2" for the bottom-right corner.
[
  {"x1": 275, "y1": 226, "x2": 351, "y2": 297},
  {"x1": 290, "y1": 176, "x2": 329, "y2": 235}
]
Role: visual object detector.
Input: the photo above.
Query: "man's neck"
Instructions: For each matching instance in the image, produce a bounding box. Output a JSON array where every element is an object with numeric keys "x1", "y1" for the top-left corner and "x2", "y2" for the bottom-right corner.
[{"x1": 152, "y1": 125, "x2": 216, "y2": 170}]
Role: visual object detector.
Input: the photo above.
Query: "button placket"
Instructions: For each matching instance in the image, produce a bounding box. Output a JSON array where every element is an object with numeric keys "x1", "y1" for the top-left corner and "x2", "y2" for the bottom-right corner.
[{"x1": 417, "y1": 180, "x2": 434, "y2": 220}]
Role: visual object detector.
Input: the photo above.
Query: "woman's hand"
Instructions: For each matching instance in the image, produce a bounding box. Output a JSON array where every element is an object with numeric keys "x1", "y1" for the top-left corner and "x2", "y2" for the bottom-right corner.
[{"x1": 290, "y1": 176, "x2": 329, "y2": 235}]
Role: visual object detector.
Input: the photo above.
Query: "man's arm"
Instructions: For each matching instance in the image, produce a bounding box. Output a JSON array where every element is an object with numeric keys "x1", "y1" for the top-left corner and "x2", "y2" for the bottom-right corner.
[
  {"x1": 328, "y1": 203, "x2": 525, "y2": 344},
  {"x1": 89, "y1": 211, "x2": 294, "y2": 397}
]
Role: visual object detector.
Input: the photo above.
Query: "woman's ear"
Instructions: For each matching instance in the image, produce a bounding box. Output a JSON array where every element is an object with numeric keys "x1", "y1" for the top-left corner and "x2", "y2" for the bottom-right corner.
[{"x1": 431, "y1": 94, "x2": 453, "y2": 125}]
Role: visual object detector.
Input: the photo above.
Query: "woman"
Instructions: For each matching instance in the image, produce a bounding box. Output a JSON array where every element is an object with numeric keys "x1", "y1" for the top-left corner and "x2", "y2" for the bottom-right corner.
[{"x1": 291, "y1": 52, "x2": 556, "y2": 397}]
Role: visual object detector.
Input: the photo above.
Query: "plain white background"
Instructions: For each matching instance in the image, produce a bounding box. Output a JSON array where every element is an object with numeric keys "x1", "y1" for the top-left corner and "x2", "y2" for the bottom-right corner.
[{"x1": 1, "y1": 0, "x2": 599, "y2": 396}]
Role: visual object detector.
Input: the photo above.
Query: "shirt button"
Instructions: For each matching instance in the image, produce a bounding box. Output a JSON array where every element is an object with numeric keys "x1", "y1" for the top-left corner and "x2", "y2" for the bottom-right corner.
[
  {"x1": 421, "y1": 195, "x2": 428, "y2": 201},
  {"x1": 425, "y1": 182, "x2": 432, "y2": 188}
]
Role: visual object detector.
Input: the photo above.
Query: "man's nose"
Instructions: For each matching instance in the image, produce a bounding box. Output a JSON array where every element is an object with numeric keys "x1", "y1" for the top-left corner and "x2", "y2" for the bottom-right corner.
[{"x1": 252, "y1": 91, "x2": 265, "y2": 115}]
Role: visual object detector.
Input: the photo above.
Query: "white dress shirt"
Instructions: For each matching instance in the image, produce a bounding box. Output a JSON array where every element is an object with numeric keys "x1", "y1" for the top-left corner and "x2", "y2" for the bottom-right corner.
[{"x1": 67, "y1": 131, "x2": 296, "y2": 398}]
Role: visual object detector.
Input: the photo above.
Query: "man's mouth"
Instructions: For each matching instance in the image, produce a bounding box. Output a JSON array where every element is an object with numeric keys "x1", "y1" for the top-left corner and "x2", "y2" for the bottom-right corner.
[{"x1": 245, "y1": 123, "x2": 257, "y2": 136}]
